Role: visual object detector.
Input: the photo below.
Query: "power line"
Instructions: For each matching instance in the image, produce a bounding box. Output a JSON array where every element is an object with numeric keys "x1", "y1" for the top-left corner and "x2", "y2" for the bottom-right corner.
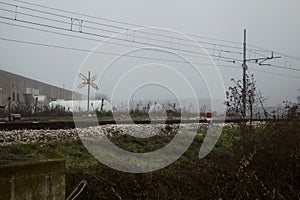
[
  {"x1": 0, "y1": 14, "x2": 243, "y2": 62},
  {"x1": 5, "y1": 0, "x2": 298, "y2": 63},
  {"x1": 1, "y1": 6, "x2": 192, "y2": 50},
  {"x1": 249, "y1": 67, "x2": 300, "y2": 79},
  {"x1": 0, "y1": 20, "x2": 239, "y2": 63},
  {"x1": 15, "y1": 0, "x2": 300, "y2": 64},
  {"x1": 1, "y1": 36, "x2": 299, "y2": 80},
  {"x1": 245, "y1": 47, "x2": 300, "y2": 72},
  {"x1": 0, "y1": 1, "x2": 244, "y2": 53},
  {"x1": 263, "y1": 64, "x2": 300, "y2": 72},
  {"x1": 248, "y1": 60, "x2": 300, "y2": 72},
  {"x1": 1, "y1": 1, "x2": 299, "y2": 73},
  {"x1": 0, "y1": 20, "x2": 140, "y2": 49},
  {"x1": 247, "y1": 44, "x2": 300, "y2": 62},
  {"x1": 1, "y1": 12, "x2": 298, "y2": 72},
  {"x1": 219, "y1": 61, "x2": 300, "y2": 79},
  {"x1": 12, "y1": 0, "x2": 244, "y2": 46},
  {"x1": 13, "y1": 0, "x2": 142, "y2": 27},
  {"x1": 0, "y1": 36, "x2": 239, "y2": 66}
]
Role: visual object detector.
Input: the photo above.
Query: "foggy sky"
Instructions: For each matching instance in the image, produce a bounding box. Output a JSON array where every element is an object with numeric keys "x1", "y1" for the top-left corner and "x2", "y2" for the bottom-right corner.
[{"x1": 0, "y1": 0, "x2": 299, "y2": 106}]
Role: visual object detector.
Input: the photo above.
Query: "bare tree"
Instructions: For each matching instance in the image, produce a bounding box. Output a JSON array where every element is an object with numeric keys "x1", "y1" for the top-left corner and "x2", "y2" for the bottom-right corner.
[{"x1": 225, "y1": 73, "x2": 258, "y2": 127}]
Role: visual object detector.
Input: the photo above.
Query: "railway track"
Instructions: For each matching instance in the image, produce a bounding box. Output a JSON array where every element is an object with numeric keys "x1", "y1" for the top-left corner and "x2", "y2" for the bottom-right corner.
[
  {"x1": 0, "y1": 119, "x2": 203, "y2": 130},
  {"x1": 0, "y1": 118, "x2": 287, "y2": 131}
]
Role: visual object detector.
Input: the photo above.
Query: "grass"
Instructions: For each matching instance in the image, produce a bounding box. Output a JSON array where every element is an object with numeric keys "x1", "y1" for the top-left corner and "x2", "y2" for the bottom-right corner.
[{"x1": 0, "y1": 121, "x2": 299, "y2": 199}]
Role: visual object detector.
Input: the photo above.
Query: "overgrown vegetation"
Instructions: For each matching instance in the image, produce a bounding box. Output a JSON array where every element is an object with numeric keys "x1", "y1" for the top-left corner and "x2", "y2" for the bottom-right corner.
[{"x1": 1, "y1": 121, "x2": 299, "y2": 199}]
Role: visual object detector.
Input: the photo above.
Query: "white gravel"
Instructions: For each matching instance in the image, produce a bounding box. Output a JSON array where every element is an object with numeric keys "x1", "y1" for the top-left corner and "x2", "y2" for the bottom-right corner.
[{"x1": 0, "y1": 123, "x2": 212, "y2": 146}]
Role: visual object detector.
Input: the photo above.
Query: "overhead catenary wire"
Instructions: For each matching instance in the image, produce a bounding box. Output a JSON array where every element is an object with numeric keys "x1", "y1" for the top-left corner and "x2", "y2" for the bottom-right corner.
[
  {"x1": 7, "y1": 0, "x2": 300, "y2": 64},
  {"x1": 1, "y1": 36, "x2": 299, "y2": 80},
  {"x1": 0, "y1": 20, "x2": 143, "y2": 50},
  {"x1": 250, "y1": 68, "x2": 300, "y2": 79},
  {"x1": 0, "y1": 0, "x2": 299, "y2": 75},
  {"x1": 13, "y1": 0, "x2": 300, "y2": 62},
  {"x1": 0, "y1": 36, "x2": 239, "y2": 66},
  {"x1": 0, "y1": 20, "x2": 239, "y2": 63},
  {"x1": 12, "y1": 0, "x2": 244, "y2": 46},
  {"x1": 248, "y1": 59, "x2": 300, "y2": 72},
  {"x1": 13, "y1": 0, "x2": 143, "y2": 27},
  {"x1": 245, "y1": 48, "x2": 300, "y2": 73},
  {"x1": 247, "y1": 44, "x2": 300, "y2": 62},
  {"x1": 4, "y1": 0, "x2": 300, "y2": 63},
  {"x1": 0, "y1": 1, "x2": 244, "y2": 54},
  {"x1": 222, "y1": 60, "x2": 300, "y2": 79},
  {"x1": 0, "y1": 21, "x2": 300, "y2": 74},
  {"x1": 0, "y1": 14, "x2": 244, "y2": 63}
]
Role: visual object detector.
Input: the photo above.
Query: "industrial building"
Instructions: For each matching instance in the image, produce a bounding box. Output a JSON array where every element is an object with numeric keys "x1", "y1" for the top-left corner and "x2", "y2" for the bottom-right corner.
[{"x1": 0, "y1": 69, "x2": 81, "y2": 114}]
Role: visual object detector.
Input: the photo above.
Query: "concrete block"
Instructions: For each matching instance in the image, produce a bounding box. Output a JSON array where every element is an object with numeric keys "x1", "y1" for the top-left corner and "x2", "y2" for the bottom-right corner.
[{"x1": 0, "y1": 159, "x2": 65, "y2": 200}]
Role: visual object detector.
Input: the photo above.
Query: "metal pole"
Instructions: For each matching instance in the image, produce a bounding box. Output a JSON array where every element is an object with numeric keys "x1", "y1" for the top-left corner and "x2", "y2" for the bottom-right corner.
[
  {"x1": 8, "y1": 97, "x2": 11, "y2": 116},
  {"x1": 242, "y1": 29, "x2": 247, "y2": 119},
  {"x1": 87, "y1": 71, "x2": 90, "y2": 112},
  {"x1": 63, "y1": 84, "x2": 65, "y2": 100}
]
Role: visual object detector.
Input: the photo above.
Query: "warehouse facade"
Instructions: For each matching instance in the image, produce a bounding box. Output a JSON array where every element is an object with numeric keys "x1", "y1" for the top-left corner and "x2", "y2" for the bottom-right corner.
[{"x1": 0, "y1": 69, "x2": 81, "y2": 113}]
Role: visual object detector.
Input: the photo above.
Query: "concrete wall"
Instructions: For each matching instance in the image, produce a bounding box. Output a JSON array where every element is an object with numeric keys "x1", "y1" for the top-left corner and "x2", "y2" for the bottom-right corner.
[{"x1": 0, "y1": 159, "x2": 65, "y2": 200}]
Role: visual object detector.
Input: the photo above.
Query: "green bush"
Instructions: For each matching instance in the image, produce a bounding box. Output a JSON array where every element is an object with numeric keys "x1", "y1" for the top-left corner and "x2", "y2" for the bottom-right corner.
[{"x1": 0, "y1": 121, "x2": 299, "y2": 199}]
